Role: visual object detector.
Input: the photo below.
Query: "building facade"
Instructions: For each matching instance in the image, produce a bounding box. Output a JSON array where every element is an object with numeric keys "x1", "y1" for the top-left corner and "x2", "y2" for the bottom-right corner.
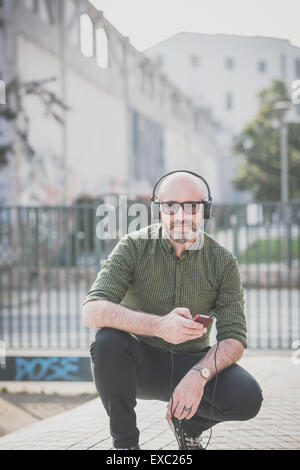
[
  {"x1": 0, "y1": 0, "x2": 225, "y2": 206},
  {"x1": 145, "y1": 32, "x2": 300, "y2": 136},
  {"x1": 145, "y1": 33, "x2": 300, "y2": 203}
]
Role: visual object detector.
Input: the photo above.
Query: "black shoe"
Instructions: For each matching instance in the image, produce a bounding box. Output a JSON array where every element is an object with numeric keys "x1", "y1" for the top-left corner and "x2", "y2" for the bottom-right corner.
[
  {"x1": 167, "y1": 416, "x2": 204, "y2": 450},
  {"x1": 114, "y1": 445, "x2": 140, "y2": 450}
]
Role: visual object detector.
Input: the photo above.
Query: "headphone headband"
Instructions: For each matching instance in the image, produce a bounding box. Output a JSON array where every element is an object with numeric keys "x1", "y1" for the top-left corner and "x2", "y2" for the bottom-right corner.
[
  {"x1": 150, "y1": 170, "x2": 213, "y2": 220},
  {"x1": 151, "y1": 169, "x2": 212, "y2": 202}
]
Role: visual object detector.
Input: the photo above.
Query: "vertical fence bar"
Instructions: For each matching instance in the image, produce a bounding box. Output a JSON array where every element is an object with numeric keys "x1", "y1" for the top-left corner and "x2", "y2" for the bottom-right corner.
[
  {"x1": 94, "y1": 201, "x2": 101, "y2": 277},
  {"x1": 7, "y1": 208, "x2": 13, "y2": 348},
  {"x1": 35, "y1": 208, "x2": 42, "y2": 349},
  {"x1": 26, "y1": 209, "x2": 32, "y2": 349},
  {"x1": 255, "y1": 205, "x2": 261, "y2": 349},
  {"x1": 17, "y1": 207, "x2": 23, "y2": 349},
  {"x1": 46, "y1": 207, "x2": 51, "y2": 350},
  {"x1": 298, "y1": 206, "x2": 300, "y2": 343},
  {"x1": 245, "y1": 205, "x2": 251, "y2": 348},
  {"x1": 0, "y1": 208, "x2": 3, "y2": 347},
  {"x1": 65, "y1": 206, "x2": 71, "y2": 349},
  {"x1": 277, "y1": 204, "x2": 282, "y2": 349},
  {"x1": 287, "y1": 205, "x2": 293, "y2": 349},
  {"x1": 74, "y1": 206, "x2": 80, "y2": 349},
  {"x1": 288, "y1": 204, "x2": 293, "y2": 349},
  {"x1": 56, "y1": 208, "x2": 61, "y2": 349},
  {"x1": 265, "y1": 204, "x2": 271, "y2": 349},
  {"x1": 85, "y1": 205, "x2": 91, "y2": 348}
]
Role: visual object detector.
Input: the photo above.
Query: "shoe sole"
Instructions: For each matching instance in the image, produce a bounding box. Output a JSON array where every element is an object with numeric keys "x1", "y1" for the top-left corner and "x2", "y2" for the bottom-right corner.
[{"x1": 166, "y1": 417, "x2": 182, "y2": 449}]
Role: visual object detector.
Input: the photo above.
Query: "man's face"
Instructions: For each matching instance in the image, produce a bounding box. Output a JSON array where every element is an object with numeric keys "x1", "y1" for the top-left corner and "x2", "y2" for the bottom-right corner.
[{"x1": 157, "y1": 175, "x2": 205, "y2": 245}]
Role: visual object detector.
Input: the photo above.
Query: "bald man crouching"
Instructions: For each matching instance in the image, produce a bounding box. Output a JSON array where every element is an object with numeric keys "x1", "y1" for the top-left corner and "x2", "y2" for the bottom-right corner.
[{"x1": 82, "y1": 170, "x2": 263, "y2": 450}]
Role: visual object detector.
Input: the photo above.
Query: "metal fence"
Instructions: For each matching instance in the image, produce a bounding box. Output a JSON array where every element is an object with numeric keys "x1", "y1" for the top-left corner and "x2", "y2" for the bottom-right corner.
[{"x1": 0, "y1": 200, "x2": 299, "y2": 352}]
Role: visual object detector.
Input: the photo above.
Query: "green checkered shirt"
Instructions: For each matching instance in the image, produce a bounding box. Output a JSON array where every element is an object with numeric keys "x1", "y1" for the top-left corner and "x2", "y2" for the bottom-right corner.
[{"x1": 83, "y1": 223, "x2": 247, "y2": 352}]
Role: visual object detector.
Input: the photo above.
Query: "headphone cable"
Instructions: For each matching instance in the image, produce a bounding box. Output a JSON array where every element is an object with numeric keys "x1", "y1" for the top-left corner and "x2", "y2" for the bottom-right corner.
[
  {"x1": 168, "y1": 336, "x2": 219, "y2": 450},
  {"x1": 203, "y1": 339, "x2": 219, "y2": 449},
  {"x1": 166, "y1": 215, "x2": 218, "y2": 449}
]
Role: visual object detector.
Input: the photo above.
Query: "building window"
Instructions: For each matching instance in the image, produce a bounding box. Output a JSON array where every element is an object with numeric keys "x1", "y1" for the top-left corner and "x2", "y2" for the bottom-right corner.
[
  {"x1": 225, "y1": 57, "x2": 234, "y2": 70},
  {"x1": 96, "y1": 28, "x2": 109, "y2": 69},
  {"x1": 225, "y1": 92, "x2": 233, "y2": 110},
  {"x1": 80, "y1": 13, "x2": 94, "y2": 58},
  {"x1": 258, "y1": 60, "x2": 267, "y2": 72},
  {"x1": 131, "y1": 109, "x2": 164, "y2": 188},
  {"x1": 280, "y1": 54, "x2": 286, "y2": 77},
  {"x1": 295, "y1": 59, "x2": 300, "y2": 79},
  {"x1": 190, "y1": 55, "x2": 200, "y2": 68}
]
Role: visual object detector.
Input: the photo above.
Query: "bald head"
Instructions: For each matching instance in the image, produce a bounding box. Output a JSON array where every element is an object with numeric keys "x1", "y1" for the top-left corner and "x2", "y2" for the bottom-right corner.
[{"x1": 156, "y1": 172, "x2": 206, "y2": 202}]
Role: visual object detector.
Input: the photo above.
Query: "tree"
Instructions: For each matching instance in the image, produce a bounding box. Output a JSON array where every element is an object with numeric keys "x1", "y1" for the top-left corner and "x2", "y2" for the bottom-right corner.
[
  {"x1": 0, "y1": 76, "x2": 69, "y2": 168},
  {"x1": 232, "y1": 79, "x2": 300, "y2": 201}
]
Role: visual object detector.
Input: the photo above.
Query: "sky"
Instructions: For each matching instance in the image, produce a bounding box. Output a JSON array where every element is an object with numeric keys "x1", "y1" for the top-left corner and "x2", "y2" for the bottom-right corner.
[{"x1": 89, "y1": 0, "x2": 300, "y2": 51}]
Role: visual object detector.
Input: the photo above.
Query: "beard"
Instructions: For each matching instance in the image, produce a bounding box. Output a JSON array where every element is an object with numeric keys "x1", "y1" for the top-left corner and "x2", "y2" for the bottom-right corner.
[{"x1": 169, "y1": 222, "x2": 198, "y2": 244}]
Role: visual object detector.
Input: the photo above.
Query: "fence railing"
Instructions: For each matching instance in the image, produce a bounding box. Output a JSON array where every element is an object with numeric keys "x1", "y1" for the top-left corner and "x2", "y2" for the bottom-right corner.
[{"x1": 0, "y1": 201, "x2": 299, "y2": 352}]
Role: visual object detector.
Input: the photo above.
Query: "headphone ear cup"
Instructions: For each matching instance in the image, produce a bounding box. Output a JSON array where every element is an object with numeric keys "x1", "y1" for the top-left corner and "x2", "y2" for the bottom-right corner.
[{"x1": 204, "y1": 201, "x2": 212, "y2": 219}]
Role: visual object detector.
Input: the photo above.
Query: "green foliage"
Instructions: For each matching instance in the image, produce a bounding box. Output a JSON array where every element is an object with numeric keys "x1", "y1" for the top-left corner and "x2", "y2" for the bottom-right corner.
[
  {"x1": 238, "y1": 237, "x2": 299, "y2": 264},
  {"x1": 233, "y1": 80, "x2": 300, "y2": 201}
]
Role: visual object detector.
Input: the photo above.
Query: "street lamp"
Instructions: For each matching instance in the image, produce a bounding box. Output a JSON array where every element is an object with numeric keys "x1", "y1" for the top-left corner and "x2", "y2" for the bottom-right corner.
[
  {"x1": 274, "y1": 100, "x2": 292, "y2": 268},
  {"x1": 274, "y1": 101, "x2": 290, "y2": 203}
]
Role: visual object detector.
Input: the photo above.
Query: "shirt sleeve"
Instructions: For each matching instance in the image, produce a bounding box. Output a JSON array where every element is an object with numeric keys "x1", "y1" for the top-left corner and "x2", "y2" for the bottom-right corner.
[
  {"x1": 83, "y1": 234, "x2": 138, "y2": 306},
  {"x1": 214, "y1": 256, "x2": 247, "y2": 349}
]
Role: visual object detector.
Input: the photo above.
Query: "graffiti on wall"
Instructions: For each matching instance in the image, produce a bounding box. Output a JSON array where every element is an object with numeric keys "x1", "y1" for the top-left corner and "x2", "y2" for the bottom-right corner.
[{"x1": 0, "y1": 356, "x2": 93, "y2": 381}]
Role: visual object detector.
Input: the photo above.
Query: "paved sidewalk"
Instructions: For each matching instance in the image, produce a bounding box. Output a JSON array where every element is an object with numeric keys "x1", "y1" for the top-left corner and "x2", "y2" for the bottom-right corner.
[{"x1": 0, "y1": 353, "x2": 299, "y2": 450}]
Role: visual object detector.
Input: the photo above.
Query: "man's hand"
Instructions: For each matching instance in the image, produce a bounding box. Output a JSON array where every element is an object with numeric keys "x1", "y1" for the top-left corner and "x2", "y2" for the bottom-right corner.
[
  {"x1": 166, "y1": 370, "x2": 206, "y2": 421},
  {"x1": 156, "y1": 308, "x2": 207, "y2": 344}
]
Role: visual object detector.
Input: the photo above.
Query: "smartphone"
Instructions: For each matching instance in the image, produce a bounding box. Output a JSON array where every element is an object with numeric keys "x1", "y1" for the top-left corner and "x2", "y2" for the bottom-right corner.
[{"x1": 193, "y1": 314, "x2": 214, "y2": 327}]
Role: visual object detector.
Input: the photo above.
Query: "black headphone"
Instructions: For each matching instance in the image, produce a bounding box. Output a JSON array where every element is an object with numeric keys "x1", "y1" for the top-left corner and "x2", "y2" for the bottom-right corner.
[{"x1": 150, "y1": 169, "x2": 213, "y2": 220}]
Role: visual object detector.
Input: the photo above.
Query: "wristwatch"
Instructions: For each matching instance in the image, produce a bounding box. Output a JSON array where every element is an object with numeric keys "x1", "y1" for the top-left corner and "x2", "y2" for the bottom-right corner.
[{"x1": 192, "y1": 365, "x2": 211, "y2": 381}]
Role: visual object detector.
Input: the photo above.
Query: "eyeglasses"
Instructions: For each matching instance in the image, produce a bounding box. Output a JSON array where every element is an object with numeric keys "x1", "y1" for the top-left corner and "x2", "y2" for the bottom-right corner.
[{"x1": 153, "y1": 200, "x2": 206, "y2": 215}]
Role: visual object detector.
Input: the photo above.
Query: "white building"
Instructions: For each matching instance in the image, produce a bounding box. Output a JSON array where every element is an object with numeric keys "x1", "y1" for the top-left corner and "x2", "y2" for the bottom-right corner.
[
  {"x1": 145, "y1": 33, "x2": 300, "y2": 136},
  {"x1": 0, "y1": 1, "x2": 225, "y2": 206}
]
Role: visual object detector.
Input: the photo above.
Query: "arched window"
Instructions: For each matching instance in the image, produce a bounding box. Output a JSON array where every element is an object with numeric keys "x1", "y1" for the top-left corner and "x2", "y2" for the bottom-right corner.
[
  {"x1": 80, "y1": 13, "x2": 94, "y2": 58},
  {"x1": 96, "y1": 28, "x2": 109, "y2": 69}
]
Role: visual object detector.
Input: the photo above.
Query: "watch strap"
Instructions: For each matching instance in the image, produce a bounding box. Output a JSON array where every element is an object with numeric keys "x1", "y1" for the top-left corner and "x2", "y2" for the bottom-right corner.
[
  {"x1": 192, "y1": 365, "x2": 205, "y2": 373},
  {"x1": 192, "y1": 365, "x2": 209, "y2": 380}
]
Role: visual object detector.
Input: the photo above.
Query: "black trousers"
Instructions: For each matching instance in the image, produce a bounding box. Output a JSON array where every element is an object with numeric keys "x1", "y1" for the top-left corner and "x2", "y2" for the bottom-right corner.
[{"x1": 90, "y1": 327, "x2": 263, "y2": 449}]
